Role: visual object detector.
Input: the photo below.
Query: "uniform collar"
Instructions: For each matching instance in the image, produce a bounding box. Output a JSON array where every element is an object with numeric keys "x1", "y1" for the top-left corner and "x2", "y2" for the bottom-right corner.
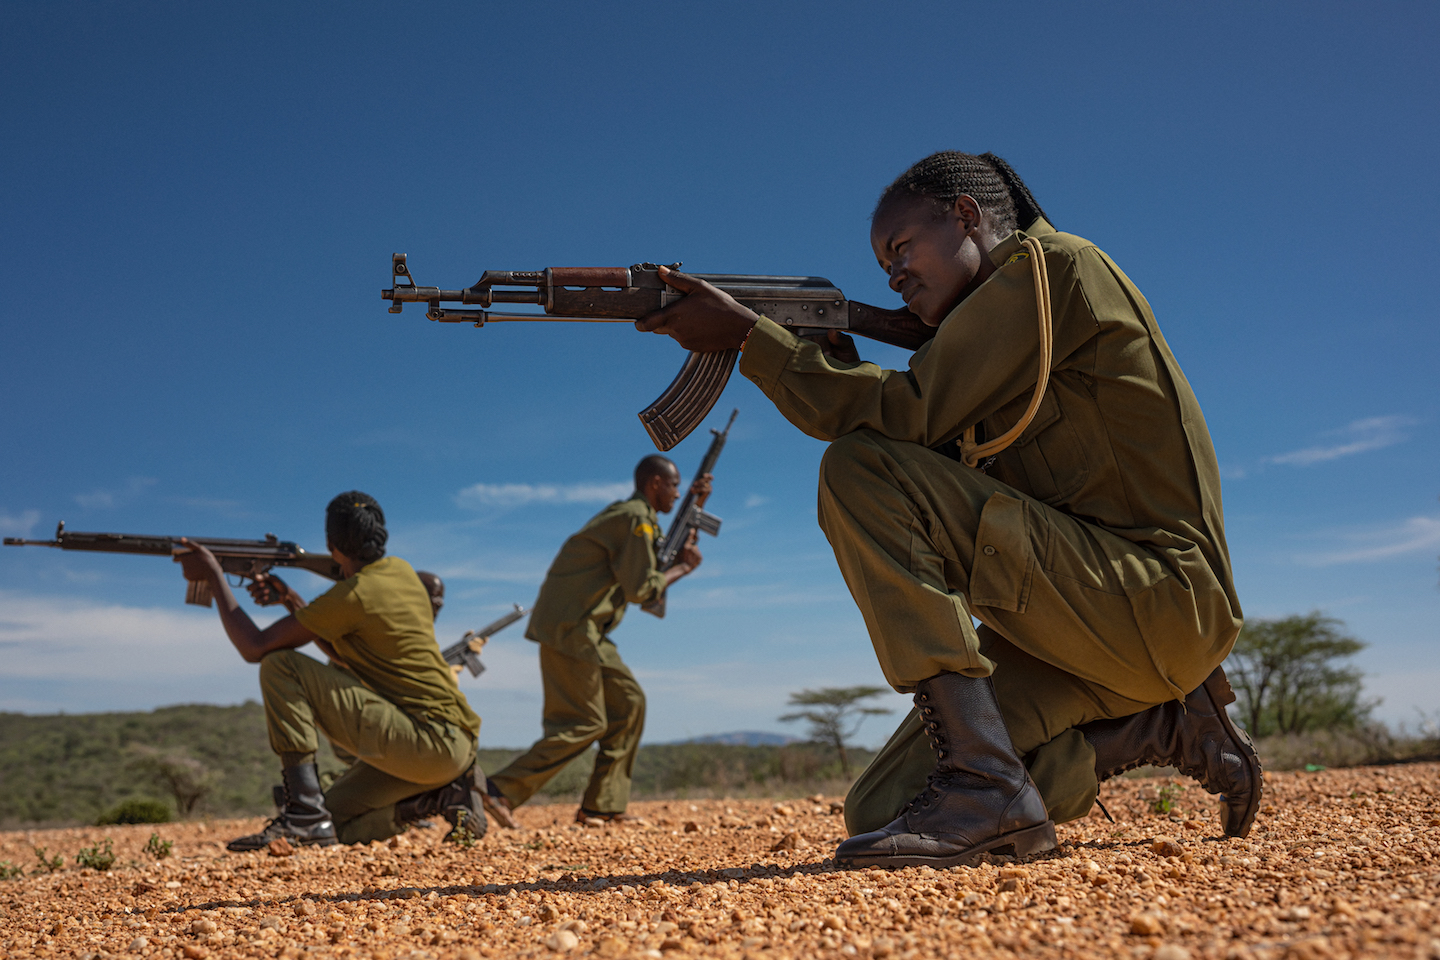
[
  {"x1": 627, "y1": 490, "x2": 658, "y2": 519},
  {"x1": 987, "y1": 216, "x2": 1056, "y2": 269}
]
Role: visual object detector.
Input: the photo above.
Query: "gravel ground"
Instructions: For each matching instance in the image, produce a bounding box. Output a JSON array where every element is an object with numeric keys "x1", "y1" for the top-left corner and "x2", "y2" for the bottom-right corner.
[{"x1": 2, "y1": 762, "x2": 1437, "y2": 960}]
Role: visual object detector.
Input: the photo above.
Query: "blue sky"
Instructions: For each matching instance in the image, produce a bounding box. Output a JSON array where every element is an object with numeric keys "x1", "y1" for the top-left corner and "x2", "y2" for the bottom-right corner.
[{"x1": 2, "y1": 2, "x2": 1436, "y2": 749}]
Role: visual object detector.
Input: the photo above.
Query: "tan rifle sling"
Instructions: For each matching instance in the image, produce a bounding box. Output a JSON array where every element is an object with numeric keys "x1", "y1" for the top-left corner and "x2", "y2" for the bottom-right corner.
[{"x1": 957, "y1": 236, "x2": 1054, "y2": 469}]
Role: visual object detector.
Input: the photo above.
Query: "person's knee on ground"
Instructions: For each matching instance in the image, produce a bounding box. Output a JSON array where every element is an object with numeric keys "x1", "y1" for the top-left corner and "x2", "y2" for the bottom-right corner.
[
  {"x1": 393, "y1": 763, "x2": 489, "y2": 843},
  {"x1": 1081, "y1": 665, "x2": 1262, "y2": 837}
]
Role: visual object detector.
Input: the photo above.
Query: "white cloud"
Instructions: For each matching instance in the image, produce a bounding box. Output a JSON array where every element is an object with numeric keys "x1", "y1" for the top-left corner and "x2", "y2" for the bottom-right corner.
[
  {"x1": 744, "y1": 494, "x2": 770, "y2": 508},
  {"x1": 455, "y1": 481, "x2": 631, "y2": 509},
  {"x1": 75, "y1": 476, "x2": 158, "y2": 510},
  {"x1": 1299, "y1": 515, "x2": 1440, "y2": 566},
  {"x1": 0, "y1": 509, "x2": 41, "y2": 537},
  {"x1": 0, "y1": 590, "x2": 253, "y2": 683},
  {"x1": 1267, "y1": 416, "x2": 1414, "y2": 467}
]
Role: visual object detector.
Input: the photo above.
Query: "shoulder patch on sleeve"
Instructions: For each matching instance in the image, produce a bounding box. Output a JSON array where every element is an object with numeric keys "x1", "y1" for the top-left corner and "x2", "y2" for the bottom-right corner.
[
  {"x1": 1004, "y1": 250, "x2": 1030, "y2": 266},
  {"x1": 634, "y1": 522, "x2": 657, "y2": 539}
]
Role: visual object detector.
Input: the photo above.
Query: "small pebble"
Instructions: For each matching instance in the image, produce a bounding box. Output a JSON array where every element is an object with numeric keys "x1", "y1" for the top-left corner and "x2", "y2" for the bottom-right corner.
[{"x1": 546, "y1": 928, "x2": 580, "y2": 951}]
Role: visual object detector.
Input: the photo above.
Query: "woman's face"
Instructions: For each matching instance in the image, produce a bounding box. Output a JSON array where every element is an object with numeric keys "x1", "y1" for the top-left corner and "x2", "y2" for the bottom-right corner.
[{"x1": 870, "y1": 194, "x2": 986, "y2": 326}]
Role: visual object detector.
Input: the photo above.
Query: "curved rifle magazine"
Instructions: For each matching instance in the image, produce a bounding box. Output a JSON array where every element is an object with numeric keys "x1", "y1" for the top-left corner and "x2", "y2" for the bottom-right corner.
[{"x1": 637, "y1": 349, "x2": 740, "y2": 452}]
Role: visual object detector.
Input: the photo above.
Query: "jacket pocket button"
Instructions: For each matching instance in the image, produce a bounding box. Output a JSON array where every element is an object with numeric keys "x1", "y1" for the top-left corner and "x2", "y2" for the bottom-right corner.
[{"x1": 983, "y1": 545, "x2": 997, "y2": 556}]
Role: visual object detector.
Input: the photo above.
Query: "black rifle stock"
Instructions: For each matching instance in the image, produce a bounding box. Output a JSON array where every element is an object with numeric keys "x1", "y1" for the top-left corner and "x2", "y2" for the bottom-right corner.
[
  {"x1": 441, "y1": 604, "x2": 527, "y2": 678},
  {"x1": 3, "y1": 521, "x2": 341, "y2": 606},
  {"x1": 381, "y1": 255, "x2": 934, "y2": 451},
  {"x1": 640, "y1": 408, "x2": 737, "y2": 620}
]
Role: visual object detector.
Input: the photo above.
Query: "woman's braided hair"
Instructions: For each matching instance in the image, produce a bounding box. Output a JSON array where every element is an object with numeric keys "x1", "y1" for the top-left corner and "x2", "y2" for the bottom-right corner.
[
  {"x1": 326, "y1": 490, "x2": 388, "y2": 564},
  {"x1": 875, "y1": 151, "x2": 1050, "y2": 234}
]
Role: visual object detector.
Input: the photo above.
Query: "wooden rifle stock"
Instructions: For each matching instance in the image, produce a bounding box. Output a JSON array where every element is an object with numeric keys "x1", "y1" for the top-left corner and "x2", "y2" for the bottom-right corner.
[{"x1": 383, "y1": 255, "x2": 935, "y2": 451}]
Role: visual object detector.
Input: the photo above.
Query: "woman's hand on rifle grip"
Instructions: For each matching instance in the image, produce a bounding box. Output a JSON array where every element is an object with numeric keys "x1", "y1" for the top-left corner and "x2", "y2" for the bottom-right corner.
[
  {"x1": 635, "y1": 265, "x2": 758, "y2": 352},
  {"x1": 805, "y1": 329, "x2": 861, "y2": 363},
  {"x1": 249, "y1": 573, "x2": 306, "y2": 613}
]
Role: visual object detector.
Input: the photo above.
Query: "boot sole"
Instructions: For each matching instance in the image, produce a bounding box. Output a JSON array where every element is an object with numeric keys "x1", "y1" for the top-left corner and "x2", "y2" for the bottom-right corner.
[
  {"x1": 226, "y1": 832, "x2": 337, "y2": 853},
  {"x1": 837, "y1": 820, "x2": 1057, "y2": 870},
  {"x1": 1202, "y1": 666, "x2": 1264, "y2": 839}
]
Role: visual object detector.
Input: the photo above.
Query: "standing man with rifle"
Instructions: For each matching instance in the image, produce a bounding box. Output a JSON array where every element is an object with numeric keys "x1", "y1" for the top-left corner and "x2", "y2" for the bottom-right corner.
[{"x1": 486, "y1": 431, "x2": 728, "y2": 826}]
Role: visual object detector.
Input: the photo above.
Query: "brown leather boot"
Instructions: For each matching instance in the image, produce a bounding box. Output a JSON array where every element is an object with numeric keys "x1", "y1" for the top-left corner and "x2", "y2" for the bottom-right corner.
[
  {"x1": 575, "y1": 808, "x2": 642, "y2": 826},
  {"x1": 1081, "y1": 666, "x2": 1263, "y2": 838},
  {"x1": 483, "y1": 778, "x2": 521, "y2": 830},
  {"x1": 835, "y1": 672, "x2": 1056, "y2": 869}
]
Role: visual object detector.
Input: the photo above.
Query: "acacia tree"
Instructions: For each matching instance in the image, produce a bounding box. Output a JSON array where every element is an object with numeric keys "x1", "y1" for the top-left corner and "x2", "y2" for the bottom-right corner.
[
  {"x1": 780, "y1": 686, "x2": 893, "y2": 777},
  {"x1": 127, "y1": 746, "x2": 218, "y2": 816},
  {"x1": 1225, "y1": 612, "x2": 1374, "y2": 738}
]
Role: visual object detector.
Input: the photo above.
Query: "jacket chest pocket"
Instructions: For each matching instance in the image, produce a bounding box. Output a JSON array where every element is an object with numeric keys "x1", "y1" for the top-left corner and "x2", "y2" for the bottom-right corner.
[{"x1": 985, "y1": 387, "x2": 1089, "y2": 505}]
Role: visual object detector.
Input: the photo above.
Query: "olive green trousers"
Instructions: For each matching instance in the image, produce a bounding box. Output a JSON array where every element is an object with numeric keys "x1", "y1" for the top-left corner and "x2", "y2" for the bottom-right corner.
[
  {"x1": 489, "y1": 638, "x2": 645, "y2": 815},
  {"x1": 817, "y1": 431, "x2": 1226, "y2": 834},
  {"x1": 259, "y1": 649, "x2": 475, "y2": 844}
]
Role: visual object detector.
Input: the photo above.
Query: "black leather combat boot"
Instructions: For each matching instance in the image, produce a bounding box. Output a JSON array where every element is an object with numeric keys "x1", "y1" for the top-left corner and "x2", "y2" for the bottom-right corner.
[
  {"x1": 835, "y1": 672, "x2": 1056, "y2": 869},
  {"x1": 395, "y1": 764, "x2": 488, "y2": 842},
  {"x1": 227, "y1": 763, "x2": 337, "y2": 852},
  {"x1": 1081, "y1": 666, "x2": 1263, "y2": 838}
]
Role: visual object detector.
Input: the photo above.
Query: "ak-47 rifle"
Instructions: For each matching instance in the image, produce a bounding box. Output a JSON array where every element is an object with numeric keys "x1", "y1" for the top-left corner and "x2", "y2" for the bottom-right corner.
[
  {"x1": 641, "y1": 408, "x2": 737, "y2": 619},
  {"x1": 3, "y1": 521, "x2": 341, "y2": 606},
  {"x1": 381, "y1": 255, "x2": 933, "y2": 451},
  {"x1": 441, "y1": 604, "x2": 528, "y2": 678}
]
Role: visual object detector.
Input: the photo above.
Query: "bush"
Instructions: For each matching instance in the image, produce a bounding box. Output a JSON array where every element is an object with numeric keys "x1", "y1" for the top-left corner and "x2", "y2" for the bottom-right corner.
[
  {"x1": 144, "y1": 832, "x2": 174, "y2": 860},
  {"x1": 75, "y1": 838, "x2": 115, "y2": 871},
  {"x1": 97, "y1": 798, "x2": 172, "y2": 825}
]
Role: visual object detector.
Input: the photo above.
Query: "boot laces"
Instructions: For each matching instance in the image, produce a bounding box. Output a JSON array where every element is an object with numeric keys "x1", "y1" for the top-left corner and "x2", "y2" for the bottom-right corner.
[{"x1": 920, "y1": 708, "x2": 947, "y2": 759}]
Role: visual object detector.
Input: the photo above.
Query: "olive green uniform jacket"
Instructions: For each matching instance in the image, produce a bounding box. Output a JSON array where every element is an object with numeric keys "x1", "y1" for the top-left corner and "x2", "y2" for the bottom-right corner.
[
  {"x1": 524, "y1": 493, "x2": 669, "y2": 660},
  {"x1": 738, "y1": 218, "x2": 1242, "y2": 829}
]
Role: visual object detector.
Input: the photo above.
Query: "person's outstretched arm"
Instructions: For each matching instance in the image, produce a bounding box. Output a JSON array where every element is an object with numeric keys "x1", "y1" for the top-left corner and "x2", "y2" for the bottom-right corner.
[{"x1": 175, "y1": 539, "x2": 320, "y2": 663}]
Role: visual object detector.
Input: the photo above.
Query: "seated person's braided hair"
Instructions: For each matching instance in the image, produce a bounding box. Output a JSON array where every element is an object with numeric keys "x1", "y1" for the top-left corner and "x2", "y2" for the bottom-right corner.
[
  {"x1": 326, "y1": 491, "x2": 388, "y2": 565},
  {"x1": 875, "y1": 151, "x2": 1050, "y2": 234}
]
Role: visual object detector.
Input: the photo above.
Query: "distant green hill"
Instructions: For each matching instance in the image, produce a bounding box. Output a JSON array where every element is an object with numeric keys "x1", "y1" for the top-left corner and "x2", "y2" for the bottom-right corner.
[{"x1": 0, "y1": 705, "x2": 870, "y2": 828}]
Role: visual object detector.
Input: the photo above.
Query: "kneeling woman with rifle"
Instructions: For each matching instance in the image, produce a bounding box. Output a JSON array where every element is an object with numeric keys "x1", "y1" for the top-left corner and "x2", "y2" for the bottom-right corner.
[
  {"x1": 177, "y1": 492, "x2": 487, "y2": 850},
  {"x1": 636, "y1": 151, "x2": 1260, "y2": 868}
]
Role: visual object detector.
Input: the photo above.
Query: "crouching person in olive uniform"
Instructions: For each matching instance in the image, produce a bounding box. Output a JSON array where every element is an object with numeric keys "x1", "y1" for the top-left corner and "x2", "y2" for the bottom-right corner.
[
  {"x1": 176, "y1": 492, "x2": 485, "y2": 851},
  {"x1": 636, "y1": 151, "x2": 1261, "y2": 869},
  {"x1": 485, "y1": 457, "x2": 706, "y2": 827}
]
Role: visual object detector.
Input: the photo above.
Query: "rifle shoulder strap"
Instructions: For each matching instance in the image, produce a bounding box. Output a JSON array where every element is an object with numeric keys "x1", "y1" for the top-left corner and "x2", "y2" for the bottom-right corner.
[{"x1": 957, "y1": 236, "x2": 1054, "y2": 469}]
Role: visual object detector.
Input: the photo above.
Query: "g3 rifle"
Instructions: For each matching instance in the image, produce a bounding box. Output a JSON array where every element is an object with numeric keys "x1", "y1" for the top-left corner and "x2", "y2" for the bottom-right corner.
[
  {"x1": 641, "y1": 408, "x2": 737, "y2": 619},
  {"x1": 3, "y1": 521, "x2": 341, "y2": 606},
  {"x1": 381, "y1": 255, "x2": 933, "y2": 451},
  {"x1": 441, "y1": 604, "x2": 527, "y2": 677}
]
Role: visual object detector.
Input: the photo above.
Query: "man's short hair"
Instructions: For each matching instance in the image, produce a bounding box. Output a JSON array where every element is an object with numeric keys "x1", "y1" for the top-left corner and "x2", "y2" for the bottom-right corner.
[
  {"x1": 634, "y1": 455, "x2": 676, "y2": 490},
  {"x1": 326, "y1": 491, "x2": 388, "y2": 563}
]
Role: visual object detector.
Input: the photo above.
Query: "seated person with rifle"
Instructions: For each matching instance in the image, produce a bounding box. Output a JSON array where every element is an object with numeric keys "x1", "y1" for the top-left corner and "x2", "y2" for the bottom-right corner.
[
  {"x1": 176, "y1": 491, "x2": 486, "y2": 851},
  {"x1": 485, "y1": 456, "x2": 707, "y2": 827},
  {"x1": 636, "y1": 151, "x2": 1260, "y2": 868}
]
